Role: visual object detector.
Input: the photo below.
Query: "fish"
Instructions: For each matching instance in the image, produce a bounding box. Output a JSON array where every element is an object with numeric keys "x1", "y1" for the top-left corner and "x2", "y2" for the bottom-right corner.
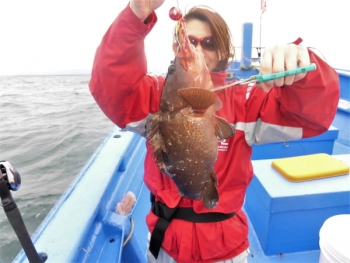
[{"x1": 146, "y1": 18, "x2": 235, "y2": 209}]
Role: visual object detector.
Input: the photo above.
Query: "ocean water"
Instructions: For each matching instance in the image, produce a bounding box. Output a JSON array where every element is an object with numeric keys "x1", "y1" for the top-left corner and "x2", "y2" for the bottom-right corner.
[{"x1": 0, "y1": 75, "x2": 113, "y2": 263}]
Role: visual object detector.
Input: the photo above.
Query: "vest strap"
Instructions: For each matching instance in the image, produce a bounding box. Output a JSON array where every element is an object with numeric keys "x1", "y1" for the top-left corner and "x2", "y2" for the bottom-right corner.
[{"x1": 149, "y1": 193, "x2": 236, "y2": 259}]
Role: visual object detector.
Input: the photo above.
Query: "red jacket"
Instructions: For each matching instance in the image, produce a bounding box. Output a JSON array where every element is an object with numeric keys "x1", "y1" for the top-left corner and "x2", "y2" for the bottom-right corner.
[{"x1": 89, "y1": 5, "x2": 339, "y2": 263}]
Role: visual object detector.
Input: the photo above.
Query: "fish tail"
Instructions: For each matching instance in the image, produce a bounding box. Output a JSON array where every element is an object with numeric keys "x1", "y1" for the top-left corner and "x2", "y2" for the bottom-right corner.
[{"x1": 202, "y1": 170, "x2": 219, "y2": 209}]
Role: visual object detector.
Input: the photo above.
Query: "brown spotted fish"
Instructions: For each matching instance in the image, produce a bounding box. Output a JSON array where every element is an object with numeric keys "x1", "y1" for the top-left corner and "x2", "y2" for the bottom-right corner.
[{"x1": 147, "y1": 18, "x2": 235, "y2": 209}]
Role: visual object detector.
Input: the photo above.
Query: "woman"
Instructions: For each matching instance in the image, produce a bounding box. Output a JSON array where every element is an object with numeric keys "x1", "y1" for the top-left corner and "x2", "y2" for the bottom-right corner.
[{"x1": 89, "y1": 1, "x2": 339, "y2": 262}]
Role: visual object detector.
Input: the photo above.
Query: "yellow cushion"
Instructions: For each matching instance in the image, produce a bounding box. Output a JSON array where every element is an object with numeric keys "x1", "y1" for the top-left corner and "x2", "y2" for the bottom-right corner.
[{"x1": 271, "y1": 153, "x2": 350, "y2": 182}]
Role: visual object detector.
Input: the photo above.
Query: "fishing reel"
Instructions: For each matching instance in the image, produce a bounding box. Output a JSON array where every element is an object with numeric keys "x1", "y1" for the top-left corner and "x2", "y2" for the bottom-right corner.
[
  {"x1": 0, "y1": 160, "x2": 21, "y2": 191},
  {"x1": 0, "y1": 161, "x2": 48, "y2": 263}
]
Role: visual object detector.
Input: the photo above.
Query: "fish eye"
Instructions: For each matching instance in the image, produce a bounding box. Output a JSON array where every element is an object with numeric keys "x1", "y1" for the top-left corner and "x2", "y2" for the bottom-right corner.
[{"x1": 168, "y1": 64, "x2": 176, "y2": 75}]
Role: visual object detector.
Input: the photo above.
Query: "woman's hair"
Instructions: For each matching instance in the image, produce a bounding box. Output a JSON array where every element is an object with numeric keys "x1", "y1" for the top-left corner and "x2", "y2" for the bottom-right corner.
[{"x1": 175, "y1": 5, "x2": 235, "y2": 71}]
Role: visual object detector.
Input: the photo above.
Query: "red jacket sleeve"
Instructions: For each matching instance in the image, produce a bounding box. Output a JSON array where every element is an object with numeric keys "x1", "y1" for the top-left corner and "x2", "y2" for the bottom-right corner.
[
  {"x1": 245, "y1": 49, "x2": 340, "y2": 143},
  {"x1": 89, "y1": 4, "x2": 164, "y2": 129},
  {"x1": 275, "y1": 50, "x2": 339, "y2": 137}
]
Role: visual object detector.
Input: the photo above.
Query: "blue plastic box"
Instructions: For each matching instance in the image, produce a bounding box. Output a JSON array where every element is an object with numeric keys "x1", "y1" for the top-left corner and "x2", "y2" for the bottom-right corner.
[
  {"x1": 337, "y1": 69, "x2": 350, "y2": 101},
  {"x1": 332, "y1": 109, "x2": 350, "y2": 147},
  {"x1": 244, "y1": 154, "x2": 350, "y2": 255},
  {"x1": 252, "y1": 126, "x2": 339, "y2": 160}
]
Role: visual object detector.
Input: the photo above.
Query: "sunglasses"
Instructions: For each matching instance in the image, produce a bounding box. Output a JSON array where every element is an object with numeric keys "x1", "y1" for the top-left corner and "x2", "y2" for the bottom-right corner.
[{"x1": 188, "y1": 35, "x2": 215, "y2": 51}]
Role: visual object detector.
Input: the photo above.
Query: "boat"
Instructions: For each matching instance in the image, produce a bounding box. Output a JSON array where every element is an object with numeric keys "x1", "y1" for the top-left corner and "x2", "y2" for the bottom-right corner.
[{"x1": 4, "y1": 23, "x2": 349, "y2": 263}]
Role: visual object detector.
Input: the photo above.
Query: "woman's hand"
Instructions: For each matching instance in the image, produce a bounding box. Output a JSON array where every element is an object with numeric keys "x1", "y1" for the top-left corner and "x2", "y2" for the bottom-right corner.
[
  {"x1": 130, "y1": 0, "x2": 165, "y2": 21},
  {"x1": 258, "y1": 44, "x2": 310, "y2": 92}
]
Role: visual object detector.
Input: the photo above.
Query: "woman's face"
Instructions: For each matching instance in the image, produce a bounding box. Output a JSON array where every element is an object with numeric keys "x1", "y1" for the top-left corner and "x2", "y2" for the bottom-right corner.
[{"x1": 185, "y1": 19, "x2": 220, "y2": 72}]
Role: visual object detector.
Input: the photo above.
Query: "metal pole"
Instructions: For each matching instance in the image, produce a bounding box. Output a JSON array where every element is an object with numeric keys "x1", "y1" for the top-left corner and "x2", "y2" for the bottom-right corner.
[{"x1": 259, "y1": 14, "x2": 262, "y2": 61}]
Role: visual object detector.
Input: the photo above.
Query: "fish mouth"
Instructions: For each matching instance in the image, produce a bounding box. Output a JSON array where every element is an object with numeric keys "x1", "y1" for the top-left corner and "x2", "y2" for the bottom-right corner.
[{"x1": 175, "y1": 18, "x2": 196, "y2": 71}]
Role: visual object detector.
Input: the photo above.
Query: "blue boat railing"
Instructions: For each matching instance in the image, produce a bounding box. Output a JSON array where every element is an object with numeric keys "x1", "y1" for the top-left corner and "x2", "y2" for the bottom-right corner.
[{"x1": 14, "y1": 128, "x2": 149, "y2": 263}]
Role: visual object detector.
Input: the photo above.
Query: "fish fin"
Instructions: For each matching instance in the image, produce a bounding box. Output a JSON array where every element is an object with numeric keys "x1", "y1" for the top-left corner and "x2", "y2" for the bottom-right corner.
[
  {"x1": 202, "y1": 170, "x2": 219, "y2": 209},
  {"x1": 146, "y1": 113, "x2": 167, "y2": 172},
  {"x1": 177, "y1": 88, "x2": 219, "y2": 114},
  {"x1": 213, "y1": 98, "x2": 223, "y2": 111},
  {"x1": 146, "y1": 115, "x2": 158, "y2": 139},
  {"x1": 214, "y1": 115, "x2": 235, "y2": 139}
]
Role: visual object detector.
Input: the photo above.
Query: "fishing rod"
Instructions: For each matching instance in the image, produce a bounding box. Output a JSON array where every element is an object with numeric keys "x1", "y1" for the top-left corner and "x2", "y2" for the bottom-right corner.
[{"x1": 0, "y1": 161, "x2": 47, "y2": 263}]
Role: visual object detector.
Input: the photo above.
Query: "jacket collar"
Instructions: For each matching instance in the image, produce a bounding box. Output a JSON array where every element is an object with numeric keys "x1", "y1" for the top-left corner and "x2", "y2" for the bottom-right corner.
[{"x1": 210, "y1": 71, "x2": 227, "y2": 87}]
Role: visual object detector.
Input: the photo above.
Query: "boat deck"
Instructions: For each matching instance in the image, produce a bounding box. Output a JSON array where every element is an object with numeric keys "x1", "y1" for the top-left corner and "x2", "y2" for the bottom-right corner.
[
  {"x1": 14, "y1": 69, "x2": 349, "y2": 263},
  {"x1": 14, "y1": 126, "x2": 349, "y2": 263}
]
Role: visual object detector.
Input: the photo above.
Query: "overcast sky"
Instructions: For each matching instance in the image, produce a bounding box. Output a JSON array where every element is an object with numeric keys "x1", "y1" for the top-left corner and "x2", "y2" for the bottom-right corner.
[{"x1": 0, "y1": 0, "x2": 349, "y2": 76}]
